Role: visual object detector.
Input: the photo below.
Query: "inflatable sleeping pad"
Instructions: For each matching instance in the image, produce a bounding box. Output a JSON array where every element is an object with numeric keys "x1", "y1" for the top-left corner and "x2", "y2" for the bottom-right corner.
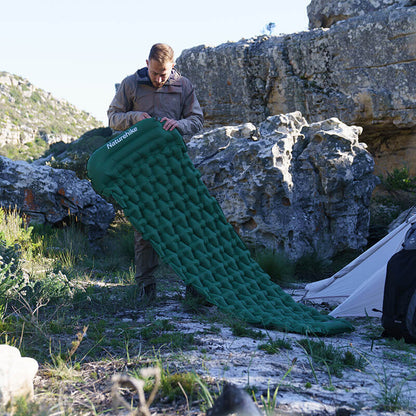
[{"x1": 87, "y1": 118, "x2": 353, "y2": 335}]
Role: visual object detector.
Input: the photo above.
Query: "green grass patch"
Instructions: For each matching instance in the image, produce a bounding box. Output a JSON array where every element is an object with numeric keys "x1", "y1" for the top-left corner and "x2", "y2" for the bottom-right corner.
[
  {"x1": 297, "y1": 338, "x2": 365, "y2": 378},
  {"x1": 140, "y1": 319, "x2": 195, "y2": 350},
  {"x1": 230, "y1": 320, "x2": 266, "y2": 340},
  {"x1": 258, "y1": 337, "x2": 292, "y2": 354}
]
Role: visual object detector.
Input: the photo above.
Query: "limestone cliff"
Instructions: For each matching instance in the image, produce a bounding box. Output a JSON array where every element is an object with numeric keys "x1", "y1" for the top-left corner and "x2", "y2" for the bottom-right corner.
[{"x1": 177, "y1": 1, "x2": 416, "y2": 175}]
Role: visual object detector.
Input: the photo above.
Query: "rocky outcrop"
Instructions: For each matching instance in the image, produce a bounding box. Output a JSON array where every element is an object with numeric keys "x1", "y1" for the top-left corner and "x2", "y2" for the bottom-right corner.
[
  {"x1": 187, "y1": 113, "x2": 378, "y2": 259},
  {"x1": 0, "y1": 156, "x2": 114, "y2": 239},
  {"x1": 0, "y1": 71, "x2": 102, "y2": 149},
  {"x1": 307, "y1": 0, "x2": 416, "y2": 29},
  {"x1": 37, "y1": 127, "x2": 114, "y2": 180},
  {"x1": 177, "y1": 3, "x2": 416, "y2": 175}
]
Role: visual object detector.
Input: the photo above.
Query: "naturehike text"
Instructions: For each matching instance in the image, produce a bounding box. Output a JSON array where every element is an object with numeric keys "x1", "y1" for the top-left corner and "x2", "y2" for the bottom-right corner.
[{"x1": 107, "y1": 127, "x2": 138, "y2": 149}]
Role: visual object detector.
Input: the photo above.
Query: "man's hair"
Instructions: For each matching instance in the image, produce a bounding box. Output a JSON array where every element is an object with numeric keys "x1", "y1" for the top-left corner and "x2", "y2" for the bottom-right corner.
[{"x1": 148, "y1": 43, "x2": 174, "y2": 64}]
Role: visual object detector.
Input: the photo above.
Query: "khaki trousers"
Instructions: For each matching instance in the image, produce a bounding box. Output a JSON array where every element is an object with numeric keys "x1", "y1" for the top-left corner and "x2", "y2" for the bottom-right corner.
[{"x1": 134, "y1": 230, "x2": 158, "y2": 287}]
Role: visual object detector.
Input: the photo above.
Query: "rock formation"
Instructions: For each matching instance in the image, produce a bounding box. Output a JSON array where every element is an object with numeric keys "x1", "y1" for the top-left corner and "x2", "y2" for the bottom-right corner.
[
  {"x1": 177, "y1": 1, "x2": 416, "y2": 175},
  {"x1": 307, "y1": 0, "x2": 416, "y2": 29},
  {"x1": 0, "y1": 71, "x2": 102, "y2": 149},
  {"x1": 0, "y1": 156, "x2": 114, "y2": 239},
  {"x1": 0, "y1": 345, "x2": 38, "y2": 409},
  {"x1": 187, "y1": 112, "x2": 377, "y2": 259}
]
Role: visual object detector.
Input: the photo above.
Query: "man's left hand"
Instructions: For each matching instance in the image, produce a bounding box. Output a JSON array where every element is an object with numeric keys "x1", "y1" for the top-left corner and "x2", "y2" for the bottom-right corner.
[{"x1": 160, "y1": 117, "x2": 178, "y2": 131}]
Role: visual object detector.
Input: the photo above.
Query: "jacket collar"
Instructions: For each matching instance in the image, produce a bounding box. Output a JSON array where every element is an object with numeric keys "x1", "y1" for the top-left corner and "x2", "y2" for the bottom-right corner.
[{"x1": 135, "y1": 67, "x2": 180, "y2": 86}]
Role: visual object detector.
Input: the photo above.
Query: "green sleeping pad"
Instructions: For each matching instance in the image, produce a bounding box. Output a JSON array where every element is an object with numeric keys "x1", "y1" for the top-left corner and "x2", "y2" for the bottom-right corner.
[{"x1": 87, "y1": 118, "x2": 353, "y2": 335}]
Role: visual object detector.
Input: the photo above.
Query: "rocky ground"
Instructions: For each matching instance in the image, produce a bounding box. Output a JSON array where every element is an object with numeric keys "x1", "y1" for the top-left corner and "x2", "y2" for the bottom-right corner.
[{"x1": 33, "y1": 272, "x2": 416, "y2": 416}]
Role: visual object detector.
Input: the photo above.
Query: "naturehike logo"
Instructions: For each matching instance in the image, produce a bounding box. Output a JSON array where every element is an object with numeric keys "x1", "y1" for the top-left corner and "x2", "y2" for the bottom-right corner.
[{"x1": 107, "y1": 127, "x2": 138, "y2": 149}]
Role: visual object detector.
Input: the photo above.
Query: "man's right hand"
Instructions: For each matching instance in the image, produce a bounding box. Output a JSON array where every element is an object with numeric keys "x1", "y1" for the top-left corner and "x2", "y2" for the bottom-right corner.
[{"x1": 138, "y1": 112, "x2": 151, "y2": 121}]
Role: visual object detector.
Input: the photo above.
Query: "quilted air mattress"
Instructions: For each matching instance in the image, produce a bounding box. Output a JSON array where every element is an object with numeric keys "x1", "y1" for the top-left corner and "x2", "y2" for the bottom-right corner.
[{"x1": 87, "y1": 118, "x2": 353, "y2": 335}]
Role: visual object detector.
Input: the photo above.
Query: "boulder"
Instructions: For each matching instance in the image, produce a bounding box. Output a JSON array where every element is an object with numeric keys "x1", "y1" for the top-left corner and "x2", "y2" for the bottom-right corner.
[
  {"x1": 177, "y1": 3, "x2": 416, "y2": 175},
  {"x1": 0, "y1": 345, "x2": 38, "y2": 408},
  {"x1": 187, "y1": 113, "x2": 378, "y2": 259},
  {"x1": 0, "y1": 156, "x2": 115, "y2": 239}
]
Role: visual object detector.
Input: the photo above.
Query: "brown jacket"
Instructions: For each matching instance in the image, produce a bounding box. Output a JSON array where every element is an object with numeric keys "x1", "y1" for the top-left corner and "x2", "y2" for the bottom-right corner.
[{"x1": 107, "y1": 67, "x2": 204, "y2": 136}]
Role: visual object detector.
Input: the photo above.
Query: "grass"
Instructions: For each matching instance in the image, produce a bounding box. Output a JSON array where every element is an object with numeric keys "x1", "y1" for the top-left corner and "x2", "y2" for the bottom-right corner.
[
  {"x1": 258, "y1": 337, "x2": 292, "y2": 354},
  {"x1": 140, "y1": 319, "x2": 196, "y2": 350},
  {"x1": 353, "y1": 347, "x2": 415, "y2": 412},
  {"x1": 373, "y1": 367, "x2": 412, "y2": 411},
  {"x1": 254, "y1": 357, "x2": 297, "y2": 416},
  {"x1": 230, "y1": 320, "x2": 266, "y2": 340},
  {"x1": 297, "y1": 338, "x2": 366, "y2": 379}
]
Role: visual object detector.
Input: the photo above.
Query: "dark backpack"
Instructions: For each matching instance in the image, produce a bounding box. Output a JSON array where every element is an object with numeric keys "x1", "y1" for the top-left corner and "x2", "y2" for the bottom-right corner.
[{"x1": 382, "y1": 223, "x2": 416, "y2": 343}]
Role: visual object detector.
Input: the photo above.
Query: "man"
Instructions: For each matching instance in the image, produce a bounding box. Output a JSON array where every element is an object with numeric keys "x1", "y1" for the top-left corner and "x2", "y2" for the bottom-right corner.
[{"x1": 107, "y1": 43, "x2": 204, "y2": 301}]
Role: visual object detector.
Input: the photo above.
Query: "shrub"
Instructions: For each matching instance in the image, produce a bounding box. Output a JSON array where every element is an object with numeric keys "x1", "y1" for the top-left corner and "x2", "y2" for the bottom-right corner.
[
  {"x1": 255, "y1": 249, "x2": 294, "y2": 284},
  {"x1": 0, "y1": 240, "x2": 24, "y2": 319},
  {"x1": 379, "y1": 167, "x2": 416, "y2": 192},
  {"x1": 294, "y1": 251, "x2": 332, "y2": 282}
]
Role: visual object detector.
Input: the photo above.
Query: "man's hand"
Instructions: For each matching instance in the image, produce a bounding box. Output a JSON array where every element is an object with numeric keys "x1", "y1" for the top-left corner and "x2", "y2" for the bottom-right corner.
[
  {"x1": 160, "y1": 117, "x2": 178, "y2": 131},
  {"x1": 138, "y1": 112, "x2": 151, "y2": 121}
]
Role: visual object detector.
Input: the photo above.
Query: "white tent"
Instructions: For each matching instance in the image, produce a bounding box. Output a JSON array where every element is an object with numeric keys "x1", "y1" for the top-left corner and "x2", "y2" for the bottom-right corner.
[{"x1": 303, "y1": 213, "x2": 416, "y2": 317}]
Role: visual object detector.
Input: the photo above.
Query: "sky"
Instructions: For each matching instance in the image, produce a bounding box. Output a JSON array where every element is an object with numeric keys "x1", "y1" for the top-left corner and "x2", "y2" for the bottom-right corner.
[{"x1": 1, "y1": 0, "x2": 311, "y2": 124}]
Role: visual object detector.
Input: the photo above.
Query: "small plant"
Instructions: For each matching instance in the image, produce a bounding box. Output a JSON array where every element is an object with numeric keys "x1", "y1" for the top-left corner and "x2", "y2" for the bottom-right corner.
[
  {"x1": 258, "y1": 337, "x2": 292, "y2": 354},
  {"x1": 22, "y1": 270, "x2": 75, "y2": 307},
  {"x1": 230, "y1": 320, "x2": 266, "y2": 340},
  {"x1": 131, "y1": 360, "x2": 197, "y2": 404},
  {"x1": 193, "y1": 373, "x2": 223, "y2": 413},
  {"x1": 352, "y1": 346, "x2": 414, "y2": 412},
  {"x1": 255, "y1": 358, "x2": 297, "y2": 415},
  {"x1": 0, "y1": 247, "x2": 24, "y2": 319},
  {"x1": 373, "y1": 366, "x2": 412, "y2": 411},
  {"x1": 297, "y1": 339, "x2": 365, "y2": 378},
  {"x1": 6, "y1": 395, "x2": 49, "y2": 416},
  {"x1": 384, "y1": 336, "x2": 416, "y2": 353},
  {"x1": 160, "y1": 370, "x2": 197, "y2": 402}
]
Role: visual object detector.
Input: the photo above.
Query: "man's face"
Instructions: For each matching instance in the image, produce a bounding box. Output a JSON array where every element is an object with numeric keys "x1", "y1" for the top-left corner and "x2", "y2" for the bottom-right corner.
[{"x1": 146, "y1": 59, "x2": 174, "y2": 88}]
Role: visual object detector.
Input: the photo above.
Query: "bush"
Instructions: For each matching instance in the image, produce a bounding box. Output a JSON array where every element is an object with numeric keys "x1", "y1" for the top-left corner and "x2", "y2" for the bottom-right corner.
[
  {"x1": 370, "y1": 167, "x2": 416, "y2": 244},
  {"x1": 0, "y1": 240, "x2": 24, "y2": 319},
  {"x1": 255, "y1": 248, "x2": 337, "y2": 284},
  {"x1": 379, "y1": 167, "x2": 416, "y2": 192},
  {"x1": 0, "y1": 208, "x2": 36, "y2": 259},
  {"x1": 255, "y1": 249, "x2": 294, "y2": 285}
]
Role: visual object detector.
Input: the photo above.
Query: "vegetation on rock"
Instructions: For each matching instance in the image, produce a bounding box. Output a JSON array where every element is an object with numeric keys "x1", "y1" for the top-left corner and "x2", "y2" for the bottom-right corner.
[{"x1": 0, "y1": 71, "x2": 103, "y2": 161}]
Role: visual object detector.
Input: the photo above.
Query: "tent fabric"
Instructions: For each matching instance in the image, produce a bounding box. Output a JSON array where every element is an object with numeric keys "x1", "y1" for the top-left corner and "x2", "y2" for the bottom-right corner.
[
  {"x1": 304, "y1": 213, "x2": 416, "y2": 317},
  {"x1": 87, "y1": 118, "x2": 353, "y2": 335}
]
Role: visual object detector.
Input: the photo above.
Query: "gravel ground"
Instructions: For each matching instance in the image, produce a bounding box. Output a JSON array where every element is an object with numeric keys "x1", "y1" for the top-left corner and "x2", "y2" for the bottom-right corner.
[
  {"x1": 33, "y1": 277, "x2": 416, "y2": 415},
  {"x1": 137, "y1": 289, "x2": 416, "y2": 415}
]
